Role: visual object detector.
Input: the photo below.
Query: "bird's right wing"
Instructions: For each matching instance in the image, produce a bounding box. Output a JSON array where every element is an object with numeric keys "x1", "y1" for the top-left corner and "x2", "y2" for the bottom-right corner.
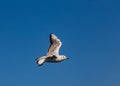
[{"x1": 47, "y1": 34, "x2": 62, "y2": 55}]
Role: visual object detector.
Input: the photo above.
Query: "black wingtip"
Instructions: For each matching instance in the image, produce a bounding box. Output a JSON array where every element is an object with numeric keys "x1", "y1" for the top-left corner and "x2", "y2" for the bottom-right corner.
[
  {"x1": 50, "y1": 33, "x2": 53, "y2": 38},
  {"x1": 50, "y1": 33, "x2": 56, "y2": 38},
  {"x1": 49, "y1": 33, "x2": 53, "y2": 44}
]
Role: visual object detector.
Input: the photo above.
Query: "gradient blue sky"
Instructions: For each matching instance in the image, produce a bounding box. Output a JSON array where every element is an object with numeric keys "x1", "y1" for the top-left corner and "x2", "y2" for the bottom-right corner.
[{"x1": 0, "y1": 0, "x2": 120, "y2": 86}]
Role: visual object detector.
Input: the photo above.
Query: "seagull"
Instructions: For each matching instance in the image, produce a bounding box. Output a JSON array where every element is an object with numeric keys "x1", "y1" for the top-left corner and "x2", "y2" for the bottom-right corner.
[{"x1": 36, "y1": 34, "x2": 68, "y2": 66}]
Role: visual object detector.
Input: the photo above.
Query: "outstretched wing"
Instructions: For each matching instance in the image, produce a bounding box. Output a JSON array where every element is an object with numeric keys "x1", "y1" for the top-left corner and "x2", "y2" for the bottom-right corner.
[{"x1": 47, "y1": 34, "x2": 62, "y2": 55}]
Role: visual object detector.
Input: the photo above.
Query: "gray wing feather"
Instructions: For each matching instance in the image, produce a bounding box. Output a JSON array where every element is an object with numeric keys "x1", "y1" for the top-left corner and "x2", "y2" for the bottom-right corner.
[{"x1": 47, "y1": 34, "x2": 62, "y2": 55}]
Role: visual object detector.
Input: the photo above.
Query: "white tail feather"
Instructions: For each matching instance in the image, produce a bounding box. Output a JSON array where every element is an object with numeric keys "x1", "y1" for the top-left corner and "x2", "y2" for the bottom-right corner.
[{"x1": 36, "y1": 56, "x2": 46, "y2": 66}]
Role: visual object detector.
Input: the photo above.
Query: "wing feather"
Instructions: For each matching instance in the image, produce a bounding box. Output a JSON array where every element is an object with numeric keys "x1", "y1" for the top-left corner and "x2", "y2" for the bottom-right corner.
[{"x1": 47, "y1": 34, "x2": 62, "y2": 55}]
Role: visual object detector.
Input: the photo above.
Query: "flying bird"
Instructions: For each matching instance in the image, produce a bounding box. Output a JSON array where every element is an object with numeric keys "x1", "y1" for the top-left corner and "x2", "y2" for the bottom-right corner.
[{"x1": 36, "y1": 34, "x2": 68, "y2": 66}]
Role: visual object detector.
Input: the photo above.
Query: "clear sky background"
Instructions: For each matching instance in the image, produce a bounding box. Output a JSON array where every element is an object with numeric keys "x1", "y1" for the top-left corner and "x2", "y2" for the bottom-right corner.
[{"x1": 0, "y1": 0, "x2": 120, "y2": 86}]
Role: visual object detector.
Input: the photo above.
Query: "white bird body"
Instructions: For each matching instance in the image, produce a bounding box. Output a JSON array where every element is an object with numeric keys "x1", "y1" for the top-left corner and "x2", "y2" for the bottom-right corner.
[{"x1": 36, "y1": 34, "x2": 68, "y2": 66}]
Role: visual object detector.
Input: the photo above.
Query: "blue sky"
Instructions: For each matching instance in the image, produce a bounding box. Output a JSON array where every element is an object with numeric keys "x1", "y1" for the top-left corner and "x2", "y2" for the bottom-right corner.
[{"x1": 0, "y1": 0, "x2": 120, "y2": 86}]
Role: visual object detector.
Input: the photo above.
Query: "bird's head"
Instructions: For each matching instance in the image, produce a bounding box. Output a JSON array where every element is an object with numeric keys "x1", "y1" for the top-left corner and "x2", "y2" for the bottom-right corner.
[{"x1": 60, "y1": 55, "x2": 69, "y2": 60}]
